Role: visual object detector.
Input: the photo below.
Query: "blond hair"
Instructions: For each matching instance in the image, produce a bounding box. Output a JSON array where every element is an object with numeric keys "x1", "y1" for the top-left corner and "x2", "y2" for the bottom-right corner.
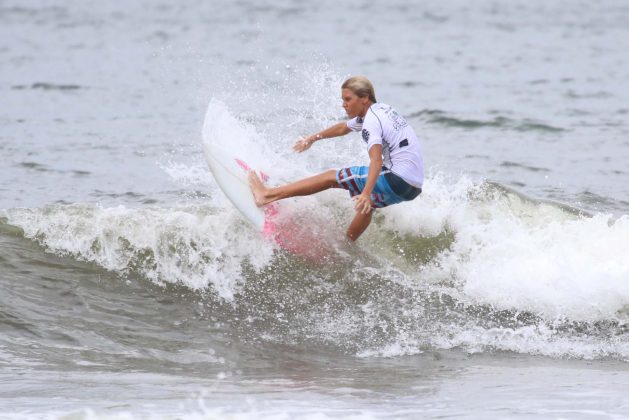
[{"x1": 341, "y1": 76, "x2": 377, "y2": 103}]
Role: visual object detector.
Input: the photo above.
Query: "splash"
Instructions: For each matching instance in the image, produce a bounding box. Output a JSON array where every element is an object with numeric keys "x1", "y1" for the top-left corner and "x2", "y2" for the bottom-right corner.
[
  {"x1": 3, "y1": 65, "x2": 629, "y2": 360},
  {"x1": 366, "y1": 172, "x2": 629, "y2": 322}
]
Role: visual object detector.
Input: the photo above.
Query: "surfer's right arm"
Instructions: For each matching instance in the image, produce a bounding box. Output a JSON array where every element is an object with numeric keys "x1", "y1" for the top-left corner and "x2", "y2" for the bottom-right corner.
[{"x1": 293, "y1": 122, "x2": 351, "y2": 153}]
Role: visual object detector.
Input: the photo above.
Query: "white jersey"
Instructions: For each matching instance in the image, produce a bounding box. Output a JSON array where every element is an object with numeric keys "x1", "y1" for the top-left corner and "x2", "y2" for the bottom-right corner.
[{"x1": 346, "y1": 103, "x2": 424, "y2": 188}]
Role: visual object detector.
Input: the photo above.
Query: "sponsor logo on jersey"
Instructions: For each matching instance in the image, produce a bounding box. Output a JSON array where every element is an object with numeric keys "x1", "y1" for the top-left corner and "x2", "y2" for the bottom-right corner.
[
  {"x1": 362, "y1": 129, "x2": 370, "y2": 142},
  {"x1": 387, "y1": 109, "x2": 408, "y2": 130}
]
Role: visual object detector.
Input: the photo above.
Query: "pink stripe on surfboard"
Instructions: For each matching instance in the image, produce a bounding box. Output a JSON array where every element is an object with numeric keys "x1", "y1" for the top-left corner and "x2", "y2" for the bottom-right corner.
[{"x1": 235, "y1": 158, "x2": 269, "y2": 182}]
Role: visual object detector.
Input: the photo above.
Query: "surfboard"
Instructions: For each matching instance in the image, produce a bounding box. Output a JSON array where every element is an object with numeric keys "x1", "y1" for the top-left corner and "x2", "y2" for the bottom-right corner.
[
  {"x1": 203, "y1": 142, "x2": 331, "y2": 262},
  {"x1": 203, "y1": 142, "x2": 264, "y2": 227},
  {"x1": 202, "y1": 142, "x2": 274, "y2": 231}
]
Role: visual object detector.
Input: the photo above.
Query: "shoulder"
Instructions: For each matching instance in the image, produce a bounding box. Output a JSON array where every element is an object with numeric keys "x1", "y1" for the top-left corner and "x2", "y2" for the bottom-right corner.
[
  {"x1": 370, "y1": 103, "x2": 409, "y2": 131},
  {"x1": 370, "y1": 103, "x2": 391, "y2": 114},
  {"x1": 364, "y1": 103, "x2": 389, "y2": 127},
  {"x1": 365, "y1": 103, "x2": 393, "y2": 121}
]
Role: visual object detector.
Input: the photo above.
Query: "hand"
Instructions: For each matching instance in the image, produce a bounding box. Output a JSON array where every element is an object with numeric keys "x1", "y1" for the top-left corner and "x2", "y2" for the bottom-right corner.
[
  {"x1": 292, "y1": 135, "x2": 316, "y2": 153},
  {"x1": 352, "y1": 193, "x2": 373, "y2": 215}
]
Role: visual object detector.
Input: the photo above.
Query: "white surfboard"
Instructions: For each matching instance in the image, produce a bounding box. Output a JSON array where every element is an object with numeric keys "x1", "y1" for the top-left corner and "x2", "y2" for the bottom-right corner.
[
  {"x1": 202, "y1": 142, "x2": 267, "y2": 230},
  {"x1": 203, "y1": 141, "x2": 332, "y2": 262}
]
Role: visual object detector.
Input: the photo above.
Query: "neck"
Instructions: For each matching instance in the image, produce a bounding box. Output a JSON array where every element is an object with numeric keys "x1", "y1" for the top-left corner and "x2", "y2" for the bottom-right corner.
[{"x1": 359, "y1": 101, "x2": 373, "y2": 118}]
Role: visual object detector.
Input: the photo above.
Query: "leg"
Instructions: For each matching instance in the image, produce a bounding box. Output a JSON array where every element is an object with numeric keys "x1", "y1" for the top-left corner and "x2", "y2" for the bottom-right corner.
[
  {"x1": 346, "y1": 209, "x2": 373, "y2": 241},
  {"x1": 249, "y1": 169, "x2": 338, "y2": 206}
]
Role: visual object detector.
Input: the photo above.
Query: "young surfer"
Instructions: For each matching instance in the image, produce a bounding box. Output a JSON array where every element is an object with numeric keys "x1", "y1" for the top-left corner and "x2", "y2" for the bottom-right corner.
[{"x1": 249, "y1": 76, "x2": 424, "y2": 241}]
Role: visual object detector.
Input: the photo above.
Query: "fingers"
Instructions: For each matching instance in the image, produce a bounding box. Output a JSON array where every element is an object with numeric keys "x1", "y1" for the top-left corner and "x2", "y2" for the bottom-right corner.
[
  {"x1": 352, "y1": 195, "x2": 373, "y2": 214},
  {"x1": 293, "y1": 136, "x2": 313, "y2": 153},
  {"x1": 292, "y1": 138, "x2": 305, "y2": 152},
  {"x1": 293, "y1": 141, "x2": 307, "y2": 153}
]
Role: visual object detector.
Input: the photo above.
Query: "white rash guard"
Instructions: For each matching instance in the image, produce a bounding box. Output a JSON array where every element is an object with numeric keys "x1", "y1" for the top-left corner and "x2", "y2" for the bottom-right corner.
[{"x1": 346, "y1": 103, "x2": 424, "y2": 188}]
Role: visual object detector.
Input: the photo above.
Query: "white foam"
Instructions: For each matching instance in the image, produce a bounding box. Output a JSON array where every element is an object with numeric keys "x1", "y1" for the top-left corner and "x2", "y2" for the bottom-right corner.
[
  {"x1": 5, "y1": 203, "x2": 274, "y2": 300},
  {"x1": 440, "y1": 324, "x2": 629, "y2": 360},
  {"x1": 382, "y1": 174, "x2": 629, "y2": 322}
]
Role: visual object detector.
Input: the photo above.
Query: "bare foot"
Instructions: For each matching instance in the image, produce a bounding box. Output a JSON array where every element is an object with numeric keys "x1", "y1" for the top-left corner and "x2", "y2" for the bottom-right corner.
[{"x1": 248, "y1": 171, "x2": 271, "y2": 207}]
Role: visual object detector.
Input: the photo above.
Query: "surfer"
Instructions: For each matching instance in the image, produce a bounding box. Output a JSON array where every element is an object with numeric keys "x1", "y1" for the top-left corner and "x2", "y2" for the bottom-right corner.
[{"x1": 249, "y1": 76, "x2": 424, "y2": 241}]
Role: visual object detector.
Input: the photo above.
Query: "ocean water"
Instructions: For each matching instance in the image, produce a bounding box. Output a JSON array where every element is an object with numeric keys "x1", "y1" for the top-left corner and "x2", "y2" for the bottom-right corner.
[{"x1": 2, "y1": 0, "x2": 629, "y2": 418}]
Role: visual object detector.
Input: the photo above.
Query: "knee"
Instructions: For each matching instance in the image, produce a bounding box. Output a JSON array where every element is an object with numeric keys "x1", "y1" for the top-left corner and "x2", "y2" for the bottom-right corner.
[
  {"x1": 324, "y1": 169, "x2": 338, "y2": 185},
  {"x1": 324, "y1": 169, "x2": 337, "y2": 178}
]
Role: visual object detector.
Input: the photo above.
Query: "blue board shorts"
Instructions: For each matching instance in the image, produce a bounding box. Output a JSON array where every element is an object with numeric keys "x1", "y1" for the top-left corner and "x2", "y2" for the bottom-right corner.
[{"x1": 336, "y1": 166, "x2": 422, "y2": 208}]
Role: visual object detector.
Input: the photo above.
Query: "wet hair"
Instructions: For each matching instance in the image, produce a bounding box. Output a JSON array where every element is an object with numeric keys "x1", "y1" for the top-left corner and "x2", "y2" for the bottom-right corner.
[{"x1": 342, "y1": 76, "x2": 377, "y2": 103}]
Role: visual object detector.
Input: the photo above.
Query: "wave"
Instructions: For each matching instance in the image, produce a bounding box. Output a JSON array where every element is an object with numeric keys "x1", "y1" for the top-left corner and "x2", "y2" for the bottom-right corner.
[
  {"x1": 2, "y1": 204, "x2": 276, "y2": 301},
  {"x1": 2, "y1": 174, "x2": 628, "y2": 360}
]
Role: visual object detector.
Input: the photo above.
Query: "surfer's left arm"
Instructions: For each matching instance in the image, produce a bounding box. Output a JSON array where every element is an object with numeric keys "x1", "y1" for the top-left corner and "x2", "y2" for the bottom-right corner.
[{"x1": 353, "y1": 144, "x2": 383, "y2": 214}]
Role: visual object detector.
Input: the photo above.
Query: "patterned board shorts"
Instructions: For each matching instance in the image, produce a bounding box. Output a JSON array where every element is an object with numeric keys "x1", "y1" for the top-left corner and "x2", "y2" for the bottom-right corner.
[{"x1": 336, "y1": 166, "x2": 421, "y2": 208}]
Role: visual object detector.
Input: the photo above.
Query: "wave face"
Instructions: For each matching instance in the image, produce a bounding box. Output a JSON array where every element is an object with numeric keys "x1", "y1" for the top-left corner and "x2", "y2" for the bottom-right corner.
[{"x1": 2, "y1": 100, "x2": 628, "y2": 362}]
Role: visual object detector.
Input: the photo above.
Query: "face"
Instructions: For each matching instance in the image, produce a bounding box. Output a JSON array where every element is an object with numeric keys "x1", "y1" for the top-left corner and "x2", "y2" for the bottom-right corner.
[{"x1": 342, "y1": 88, "x2": 370, "y2": 118}]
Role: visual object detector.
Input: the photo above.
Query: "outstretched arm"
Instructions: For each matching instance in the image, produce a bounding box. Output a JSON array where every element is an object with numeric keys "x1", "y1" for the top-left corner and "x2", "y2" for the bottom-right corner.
[{"x1": 293, "y1": 122, "x2": 351, "y2": 153}]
